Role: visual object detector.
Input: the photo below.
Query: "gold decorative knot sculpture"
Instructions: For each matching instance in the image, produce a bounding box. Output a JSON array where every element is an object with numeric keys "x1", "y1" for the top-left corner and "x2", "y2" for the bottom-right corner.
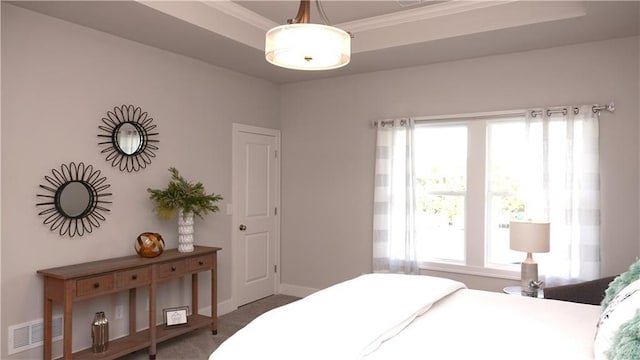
[{"x1": 135, "y1": 232, "x2": 165, "y2": 258}]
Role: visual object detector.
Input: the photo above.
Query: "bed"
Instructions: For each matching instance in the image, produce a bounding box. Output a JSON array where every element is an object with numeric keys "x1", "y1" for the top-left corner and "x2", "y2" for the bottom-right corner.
[{"x1": 210, "y1": 273, "x2": 603, "y2": 360}]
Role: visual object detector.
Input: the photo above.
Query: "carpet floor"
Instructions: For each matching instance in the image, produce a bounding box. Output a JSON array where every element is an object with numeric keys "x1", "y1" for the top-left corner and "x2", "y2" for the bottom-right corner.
[{"x1": 119, "y1": 294, "x2": 299, "y2": 360}]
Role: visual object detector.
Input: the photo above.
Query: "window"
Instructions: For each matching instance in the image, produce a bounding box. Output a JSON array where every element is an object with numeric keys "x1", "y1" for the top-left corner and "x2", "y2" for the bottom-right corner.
[
  {"x1": 414, "y1": 117, "x2": 528, "y2": 270},
  {"x1": 373, "y1": 107, "x2": 600, "y2": 280},
  {"x1": 414, "y1": 125, "x2": 467, "y2": 263},
  {"x1": 485, "y1": 120, "x2": 527, "y2": 267}
]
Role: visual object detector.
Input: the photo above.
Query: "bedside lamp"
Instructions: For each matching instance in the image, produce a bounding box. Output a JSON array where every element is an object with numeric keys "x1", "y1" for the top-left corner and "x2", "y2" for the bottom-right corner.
[{"x1": 510, "y1": 221, "x2": 550, "y2": 295}]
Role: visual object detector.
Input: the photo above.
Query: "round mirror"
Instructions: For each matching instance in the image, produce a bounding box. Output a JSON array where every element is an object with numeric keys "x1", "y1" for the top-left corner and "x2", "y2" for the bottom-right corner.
[
  {"x1": 115, "y1": 122, "x2": 142, "y2": 155},
  {"x1": 57, "y1": 181, "x2": 92, "y2": 218},
  {"x1": 37, "y1": 162, "x2": 112, "y2": 237},
  {"x1": 98, "y1": 104, "x2": 159, "y2": 172}
]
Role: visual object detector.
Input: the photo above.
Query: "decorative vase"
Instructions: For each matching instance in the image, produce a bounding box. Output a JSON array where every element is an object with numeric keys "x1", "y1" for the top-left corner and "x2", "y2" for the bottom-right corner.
[
  {"x1": 91, "y1": 311, "x2": 109, "y2": 353},
  {"x1": 177, "y1": 208, "x2": 195, "y2": 253}
]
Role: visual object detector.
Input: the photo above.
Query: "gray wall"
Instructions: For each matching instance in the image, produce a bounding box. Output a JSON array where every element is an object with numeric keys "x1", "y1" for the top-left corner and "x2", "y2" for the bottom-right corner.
[
  {"x1": 279, "y1": 36, "x2": 640, "y2": 292},
  {"x1": 1, "y1": 4, "x2": 279, "y2": 358},
  {"x1": 3, "y1": 2, "x2": 640, "y2": 359}
]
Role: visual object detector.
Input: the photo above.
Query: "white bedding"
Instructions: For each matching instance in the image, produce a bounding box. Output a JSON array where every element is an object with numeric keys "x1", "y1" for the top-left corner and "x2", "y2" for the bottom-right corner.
[
  {"x1": 211, "y1": 274, "x2": 601, "y2": 360},
  {"x1": 210, "y1": 274, "x2": 465, "y2": 360},
  {"x1": 365, "y1": 288, "x2": 601, "y2": 360}
]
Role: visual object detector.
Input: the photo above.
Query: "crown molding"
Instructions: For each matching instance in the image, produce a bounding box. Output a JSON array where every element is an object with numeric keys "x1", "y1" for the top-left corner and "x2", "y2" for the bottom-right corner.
[
  {"x1": 201, "y1": 0, "x2": 277, "y2": 31},
  {"x1": 200, "y1": 0, "x2": 517, "y2": 35},
  {"x1": 339, "y1": 0, "x2": 518, "y2": 33}
]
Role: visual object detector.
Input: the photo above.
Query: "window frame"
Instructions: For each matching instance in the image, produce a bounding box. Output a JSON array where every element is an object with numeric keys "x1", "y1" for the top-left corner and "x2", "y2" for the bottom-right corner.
[{"x1": 413, "y1": 114, "x2": 525, "y2": 280}]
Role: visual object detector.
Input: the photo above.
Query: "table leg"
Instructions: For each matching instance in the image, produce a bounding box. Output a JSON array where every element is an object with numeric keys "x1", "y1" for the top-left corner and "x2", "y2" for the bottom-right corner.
[
  {"x1": 211, "y1": 253, "x2": 218, "y2": 335},
  {"x1": 192, "y1": 273, "x2": 198, "y2": 317},
  {"x1": 149, "y1": 265, "x2": 157, "y2": 360},
  {"x1": 43, "y1": 279, "x2": 52, "y2": 360},
  {"x1": 63, "y1": 281, "x2": 73, "y2": 360},
  {"x1": 129, "y1": 288, "x2": 137, "y2": 335}
]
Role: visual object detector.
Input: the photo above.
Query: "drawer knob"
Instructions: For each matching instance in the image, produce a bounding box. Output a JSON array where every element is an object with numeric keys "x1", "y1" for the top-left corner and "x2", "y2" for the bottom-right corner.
[
  {"x1": 171, "y1": 266, "x2": 176, "y2": 272},
  {"x1": 93, "y1": 282, "x2": 100, "y2": 289},
  {"x1": 198, "y1": 261, "x2": 204, "y2": 266},
  {"x1": 131, "y1": 274, "x2": 138, "y2": 280}
]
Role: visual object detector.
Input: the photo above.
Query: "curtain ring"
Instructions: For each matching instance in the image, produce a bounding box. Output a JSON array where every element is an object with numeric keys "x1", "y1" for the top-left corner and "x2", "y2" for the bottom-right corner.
[
  {"x1": 573, "y1": 107, "x2": 579, "y2": 115},
  {"x1": 400, "y1": 119, "x2": 406, "y2": 126},
  {"x1": 545, "y1": 108, "x2": 568, "y2": 116},
  {"x1": 531, "y1": 110, "x2": 538, "y2": 118}
]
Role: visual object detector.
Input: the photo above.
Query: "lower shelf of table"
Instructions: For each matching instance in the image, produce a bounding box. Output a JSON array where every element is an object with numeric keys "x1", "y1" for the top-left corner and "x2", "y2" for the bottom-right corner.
[{"x1": 70, "y1": 314, "x2": 213, "y2": 360}]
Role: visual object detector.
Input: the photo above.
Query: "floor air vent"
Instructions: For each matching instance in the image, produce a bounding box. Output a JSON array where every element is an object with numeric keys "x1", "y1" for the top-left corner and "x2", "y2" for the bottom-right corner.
[{"x1": 8, "y1": 316, "x2": 63, "y2": 355}]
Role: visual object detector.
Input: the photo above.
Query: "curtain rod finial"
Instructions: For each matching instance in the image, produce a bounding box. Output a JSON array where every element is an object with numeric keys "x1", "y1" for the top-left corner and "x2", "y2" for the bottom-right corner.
[{"x1": 607, "y1": 102, "x2": 615, "y2": 112}]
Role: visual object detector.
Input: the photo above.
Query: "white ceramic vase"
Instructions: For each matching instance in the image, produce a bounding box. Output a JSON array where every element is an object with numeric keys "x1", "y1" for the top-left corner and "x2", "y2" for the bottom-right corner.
[{"x1": 177, "y1": 208, "x2": 195, "y2": 253}]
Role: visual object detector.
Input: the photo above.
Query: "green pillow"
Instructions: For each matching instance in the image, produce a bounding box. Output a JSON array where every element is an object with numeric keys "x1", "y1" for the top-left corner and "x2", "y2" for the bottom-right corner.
[
  {"x1": 608, "y1": 309, "x2": 640, "y2": 360},
  {"x1": 602, "y1": 258, "x2": 640, "y2": 309}
]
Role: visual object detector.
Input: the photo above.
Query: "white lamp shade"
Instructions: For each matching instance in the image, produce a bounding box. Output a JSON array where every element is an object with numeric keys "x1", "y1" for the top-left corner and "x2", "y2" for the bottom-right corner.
[
  {"x1": 265, "y1": 23, "x2": 351, "y2": 71},
  {"x1": 509, "y1": 221, "x2": 550, "y2": 253}
]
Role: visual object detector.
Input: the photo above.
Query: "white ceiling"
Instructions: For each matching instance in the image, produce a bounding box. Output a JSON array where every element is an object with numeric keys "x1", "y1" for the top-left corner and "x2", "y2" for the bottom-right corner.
[{"x1": 10, "y1": 1, "x2": 640, "y2": 84}]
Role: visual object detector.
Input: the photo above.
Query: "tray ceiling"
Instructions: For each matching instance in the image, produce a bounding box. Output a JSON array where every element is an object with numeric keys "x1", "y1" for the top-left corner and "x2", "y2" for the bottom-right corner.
[{"x1": 9, "y1": 1, "x2": 640, "y2": 84}]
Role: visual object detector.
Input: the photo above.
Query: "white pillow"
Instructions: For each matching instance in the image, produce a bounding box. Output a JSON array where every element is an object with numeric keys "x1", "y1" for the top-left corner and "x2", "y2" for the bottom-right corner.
[{"x1": 594, "y1": 278, "x2": 640, "y2": 360}]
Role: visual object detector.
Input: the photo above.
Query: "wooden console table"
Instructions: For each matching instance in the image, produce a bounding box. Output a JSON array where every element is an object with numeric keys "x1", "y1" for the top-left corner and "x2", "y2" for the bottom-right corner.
[{"x1": 37, "y1": 245, "x2": 221, "y2": 360}]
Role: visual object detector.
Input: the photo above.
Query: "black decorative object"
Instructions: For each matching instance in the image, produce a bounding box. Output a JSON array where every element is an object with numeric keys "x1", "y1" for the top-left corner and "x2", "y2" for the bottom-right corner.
[
  {"x1": 37, "y1": 162, "x2": 112, "y2": 237},
  {"x1": 98, "y1": 104, "x2": 159, "y2": 172}
]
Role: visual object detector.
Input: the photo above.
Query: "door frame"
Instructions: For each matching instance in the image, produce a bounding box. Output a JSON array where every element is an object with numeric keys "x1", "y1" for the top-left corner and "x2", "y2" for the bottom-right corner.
[{"x1": 231, "y1": 123, "x2": 281, "y2": 309}]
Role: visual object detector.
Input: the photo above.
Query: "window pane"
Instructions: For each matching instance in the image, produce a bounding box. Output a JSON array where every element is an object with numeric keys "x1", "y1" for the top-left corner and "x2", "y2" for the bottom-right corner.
[
  {"x1": 416, "y1": 195, "x2": 465, "y2": 262},
  {"x1": 487, "y1": 195, "x2": 523, "y2": 265},
  {"x1": 414, "y1": 125, "x2": 467, "y2": 263},
  {"x1": 486, "y1": 120, "x2": 526, "y2": 266},
  {"x1": 415, "y1": 126, "x2": 467, "y2": 192},
  {"x1": 488, "y1": 121, "x2": 526, "y2": 193}
]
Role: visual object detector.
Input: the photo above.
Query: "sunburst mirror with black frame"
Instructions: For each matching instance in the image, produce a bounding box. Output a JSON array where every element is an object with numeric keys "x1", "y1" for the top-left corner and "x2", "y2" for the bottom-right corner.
[
  {"x1": 98, "y1": 104, "x2": 159, "y2": 172},
  {"x1": 37, "y1": 162, "x2": 112, "y2": 237}
]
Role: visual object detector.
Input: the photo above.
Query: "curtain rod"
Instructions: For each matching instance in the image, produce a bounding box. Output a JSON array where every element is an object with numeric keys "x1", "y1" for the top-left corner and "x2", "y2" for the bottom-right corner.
[
  {"x1": 530, "y1": 102, "x2": 615, "y2": 118},
  {"x1": 372, "y1": 102, "x2": 615, "y2": 127}
]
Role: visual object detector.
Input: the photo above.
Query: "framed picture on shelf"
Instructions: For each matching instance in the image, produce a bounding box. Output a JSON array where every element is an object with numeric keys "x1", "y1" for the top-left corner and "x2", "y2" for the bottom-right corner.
[{"x1": 163, "y1": 306, "x2": 189, "y2": 327}]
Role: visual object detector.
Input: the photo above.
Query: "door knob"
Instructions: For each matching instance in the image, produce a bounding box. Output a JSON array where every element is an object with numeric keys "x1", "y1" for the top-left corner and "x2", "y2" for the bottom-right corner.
[{"x1": 239, "y1": 224, "x2": 247, "y2": 231}]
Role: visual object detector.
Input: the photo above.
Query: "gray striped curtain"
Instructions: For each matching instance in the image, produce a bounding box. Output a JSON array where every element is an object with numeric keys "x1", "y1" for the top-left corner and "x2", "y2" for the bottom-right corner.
[
  {"x1": 523, "y1": 105, "x2": 601, "y2": 281},
  {"x1": 372, "y1": 118, "x2": 418, "y2": 274}
]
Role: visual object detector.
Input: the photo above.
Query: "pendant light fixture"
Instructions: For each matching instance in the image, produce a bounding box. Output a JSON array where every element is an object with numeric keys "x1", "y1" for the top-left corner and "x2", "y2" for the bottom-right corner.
[{"x1": 265, "y1": 0, "x2": 351, "y2": 71}]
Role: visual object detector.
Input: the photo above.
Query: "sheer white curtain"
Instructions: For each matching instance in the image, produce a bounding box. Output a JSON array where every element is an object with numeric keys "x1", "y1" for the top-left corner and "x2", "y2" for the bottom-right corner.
[
  {"x1": 372, "y1": 118, "x2": 418, "y2": 274},
  {"x1": 523, "y1": 105, "x2": 601, "y2": 281}
]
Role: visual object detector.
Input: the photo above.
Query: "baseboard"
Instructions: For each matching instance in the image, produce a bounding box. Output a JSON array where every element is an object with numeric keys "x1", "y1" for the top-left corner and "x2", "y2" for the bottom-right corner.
[
  {"x1": 217, "y1": 298, "x2": 237, "y2": 316},
  {"x1": 279, "y1": 283, "x2": 319, "y2": 298},
  {"x1": 211, "y1": 287, "x2": 316, "y2": 317},
  {"x1": 199, "y1": 298, "x2": 236, "y2": 317}
]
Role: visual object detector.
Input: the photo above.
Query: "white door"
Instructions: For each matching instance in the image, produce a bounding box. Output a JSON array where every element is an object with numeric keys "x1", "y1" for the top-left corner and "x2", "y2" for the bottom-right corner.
[{"x1": 232, "y1": 124, "x2": 280, "y2": 306}]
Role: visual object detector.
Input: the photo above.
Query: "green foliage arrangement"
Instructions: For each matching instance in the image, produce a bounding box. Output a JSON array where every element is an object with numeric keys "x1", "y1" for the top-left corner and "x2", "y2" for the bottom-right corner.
[{"x1": 147, "y1": 167, "x2": 223, "y2": 220}]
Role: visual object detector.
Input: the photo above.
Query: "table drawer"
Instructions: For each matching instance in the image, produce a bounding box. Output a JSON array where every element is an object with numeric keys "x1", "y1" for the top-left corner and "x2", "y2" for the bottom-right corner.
[
  {"x1": 76, "y1": 274, "x2": 114, "y2": 298},
  {"x1": 157, "y1": 260, "x2": 185, "y2": 280},
  {"x1": 187, "y1": 255, "x2": 212, "y2": 272},
  {"x1": 116, "y1": 267, "x2": 151, "y2": 289}
]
